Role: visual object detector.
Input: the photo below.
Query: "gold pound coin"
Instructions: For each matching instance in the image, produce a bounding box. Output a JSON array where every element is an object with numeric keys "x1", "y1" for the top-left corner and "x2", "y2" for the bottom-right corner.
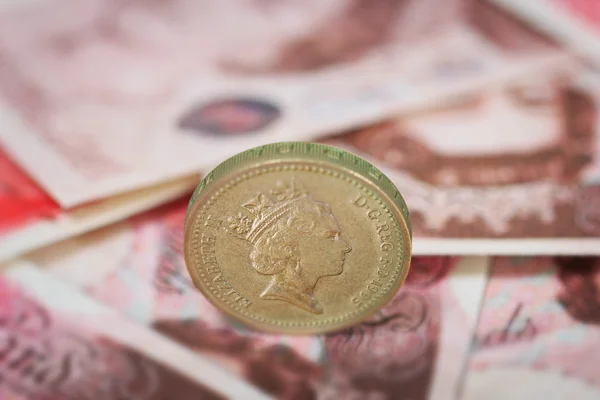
[{"x1": 184, "y1": 142, "x2": 411, "y2": 334}]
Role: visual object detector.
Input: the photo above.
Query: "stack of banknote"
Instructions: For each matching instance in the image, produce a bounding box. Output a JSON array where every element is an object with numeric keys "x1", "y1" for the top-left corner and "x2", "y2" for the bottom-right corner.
[{"x1": 1, "y1": 0, "x2": 599, "y2": 398}]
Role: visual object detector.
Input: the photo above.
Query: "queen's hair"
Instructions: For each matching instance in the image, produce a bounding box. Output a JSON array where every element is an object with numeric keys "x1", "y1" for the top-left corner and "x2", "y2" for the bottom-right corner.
[{"x1": 249, "y1": 198, "x2": 332, "y2": 275}]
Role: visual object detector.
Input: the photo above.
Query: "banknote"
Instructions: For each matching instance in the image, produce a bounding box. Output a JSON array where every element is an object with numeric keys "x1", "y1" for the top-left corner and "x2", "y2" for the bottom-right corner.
[
  {"x1": 461, "y1": 256, "x2": 600, "y2": 400},
  {"x1": 0, "y1": 147, "x2": 59, "y2": 235},
  {"x1": 0, "y1": 167, "x2": 198, "y2": 264},
  {"x1": 492, "y1": 0, "x2": 600, "y2": 67},
  {"x1": 29, "y1": 200, "x2": 490, "y2": 399},
  {"x1": 554, "y1": 0, "x2": 600, "y2": 28},
  {"x1": 322, "y1": 68, "x2": 600, "y2": 255},
  {"x1": 0, "y1": 0, "x2": 575, "y2": 207},
  {"x1": 0, "y1": 261, "x2": 271, "y2": 399}
]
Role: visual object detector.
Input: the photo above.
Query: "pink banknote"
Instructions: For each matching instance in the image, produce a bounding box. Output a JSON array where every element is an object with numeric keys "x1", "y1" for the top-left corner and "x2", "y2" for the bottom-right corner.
[
  {"x1": 322, "y1": 68, "x2": 600, "y2": 254},
  {"x1": 462, "y1": 256, "x2": 600, "y2": 399},
  {"x1": 0, "y1": 263, "x2": 270, "y2": 400},
  {"x1": 554, "y1": 0, "x2": 600, "y2": 30},
  {"x1": 34, "y1": 200, "x2": 490, "y2": 400},
  {"x1": 0, "y1": 0, "x2": 574, "y2": 207},
  {"x1": 494, "y1": 0, "x2": 600, "y2": 67}
]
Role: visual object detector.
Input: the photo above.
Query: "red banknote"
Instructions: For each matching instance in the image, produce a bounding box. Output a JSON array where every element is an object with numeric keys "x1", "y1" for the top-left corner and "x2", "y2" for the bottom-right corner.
[
  {"x1": 0, "y1": 146, "x2": 198, "y2": 263},
  {"x1": 0, "y1": 147, "x2": 59, "y2": 234},
  {"x1": 557, "y1": 0, "x2": 600, "y2": 30}
]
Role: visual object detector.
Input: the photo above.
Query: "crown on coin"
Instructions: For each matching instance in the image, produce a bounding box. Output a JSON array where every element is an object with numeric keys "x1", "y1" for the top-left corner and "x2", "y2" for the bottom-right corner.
[{"x1": 226, "y1": 179, "x2": 309, "y2": 244}]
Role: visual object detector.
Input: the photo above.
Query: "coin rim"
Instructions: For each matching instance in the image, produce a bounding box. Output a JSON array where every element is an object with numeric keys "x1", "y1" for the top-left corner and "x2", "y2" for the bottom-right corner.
[{"x1": 184, "y1": 142, "x2": 412, "y2": 335}]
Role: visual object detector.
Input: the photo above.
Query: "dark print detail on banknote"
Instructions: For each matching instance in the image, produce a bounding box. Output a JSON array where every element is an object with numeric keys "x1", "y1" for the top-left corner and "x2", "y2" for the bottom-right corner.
[
  {"x1": 178, "y1": 97, "x2": 282, "y2": 136},
  {"x1": 220, "y1": 0, "x2": 408, "y2": 74},
  {"x1": 554, "y1": 256, "x2": 600, "y2": 325},
  {"x1": 221, "y1": 0, "x2": 564, "y2": 75},
  {"x1": 330, "y1": 84, "x2": 595, "y2": 187},
  {"x1": 404, "y1": 256, "x2": 458, "y2": 287},
  {"x1": 0, "y1": 148, "x2": 59, "y2": 234},
  {"x1": 473, "y1": 302, "x2": 537, "y2": 348},
  {"x1": 154, "y1": 320, "x2": 320, "y2": 400},
  {"x1": 405, "y1": 185, "x2": 600, "y2": 238},
  {"x1": 318, "y1": 257, "x2": 456, "y2": 400},
  {"x1": 0, "y1": 279, "x2": 225, "y2": 400}
]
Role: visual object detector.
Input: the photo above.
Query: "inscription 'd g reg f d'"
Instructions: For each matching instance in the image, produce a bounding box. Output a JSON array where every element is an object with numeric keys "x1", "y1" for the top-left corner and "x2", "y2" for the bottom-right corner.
[{"x1": 351, "y1": 195, "x2": 395, "y2": 306}]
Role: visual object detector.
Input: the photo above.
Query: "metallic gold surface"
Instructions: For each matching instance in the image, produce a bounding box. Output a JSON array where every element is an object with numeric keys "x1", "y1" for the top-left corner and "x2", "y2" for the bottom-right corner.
[{"x1": 184, "y1": 142, "x2": 412, "y2": 334}]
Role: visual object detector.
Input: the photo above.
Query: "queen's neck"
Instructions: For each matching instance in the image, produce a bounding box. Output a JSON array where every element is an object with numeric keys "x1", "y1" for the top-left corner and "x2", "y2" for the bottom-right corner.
[{"x1": 261, "y1": 267, "x2": 323, "y2": 314}]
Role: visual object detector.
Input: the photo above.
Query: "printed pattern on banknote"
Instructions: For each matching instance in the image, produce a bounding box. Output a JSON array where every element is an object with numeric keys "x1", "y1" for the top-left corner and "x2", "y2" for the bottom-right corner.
[
  {"x1": 461, "y1": 256, "x2": 600, "y2": 400},
  {"x1": 32, "y1": 201, "x2": 490, "y2": 400},
  {"x1": 0, "y1": 264, "x2": 272, "y2": 400}
]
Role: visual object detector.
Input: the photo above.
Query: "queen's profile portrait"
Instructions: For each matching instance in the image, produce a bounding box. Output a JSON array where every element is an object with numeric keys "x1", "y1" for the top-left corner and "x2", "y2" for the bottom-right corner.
[{"x1": 227, "y1": 179, "x2": 352, "y2": 314}]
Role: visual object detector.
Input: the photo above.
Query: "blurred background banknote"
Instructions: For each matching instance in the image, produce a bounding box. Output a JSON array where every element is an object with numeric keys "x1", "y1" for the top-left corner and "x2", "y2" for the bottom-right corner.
[
  {"x1": 0, "y1": 0, "x2": 573, "y2": 208},
  {"x1": 1, "y1": 0, "x2": 600, "y2": 399},
  {"x1": 491, "y1": 0, "x2": 600, "y2": 68},
  {"x1": 0, "y1": 262, "x2": 272, "y2": 399},
  {"x1": 322, "y1": 71, "x2": 600, "y2": 254},
  {"x1": 462, "y1": 256, "x2": 600, "y2": 400},
  {"x1": 23, "y1": 203, "x2": 489, "y2": 399}
]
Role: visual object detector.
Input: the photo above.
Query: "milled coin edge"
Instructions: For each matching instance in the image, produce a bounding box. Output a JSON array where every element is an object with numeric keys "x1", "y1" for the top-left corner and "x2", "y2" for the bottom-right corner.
[{"x1": 185, "y1": 142, "x2": 411, "y2": 238}]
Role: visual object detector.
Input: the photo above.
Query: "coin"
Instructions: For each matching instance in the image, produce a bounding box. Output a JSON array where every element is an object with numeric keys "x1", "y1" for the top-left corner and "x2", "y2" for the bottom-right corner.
[{"x1": 184, "y1": 142, "x2": 412, "y2": 334}]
